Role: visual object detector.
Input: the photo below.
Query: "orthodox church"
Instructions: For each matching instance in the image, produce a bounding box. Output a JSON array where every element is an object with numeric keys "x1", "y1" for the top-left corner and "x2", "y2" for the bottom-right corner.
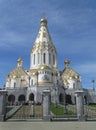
[{"x1": 5, "y1": 18, "x2": 95, "y2": 105}]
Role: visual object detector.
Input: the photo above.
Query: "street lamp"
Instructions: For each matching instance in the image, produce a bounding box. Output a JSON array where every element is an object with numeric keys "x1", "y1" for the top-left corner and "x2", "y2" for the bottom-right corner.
[{"x1": 92, "y1": 80, "x2": 95, "y2": 90}]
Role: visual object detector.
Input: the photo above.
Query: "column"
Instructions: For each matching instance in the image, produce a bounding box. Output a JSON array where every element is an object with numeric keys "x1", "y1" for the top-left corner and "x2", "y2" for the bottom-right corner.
[
  {"x1": 43, "y1": 89, "x2": 50, "y2": 120},
  {"x1": 75, "y1": 90, "x2": 85, "y2": 121},
  {"x1": 0, "y1": 90, "x2": 7, "y2": 121}
]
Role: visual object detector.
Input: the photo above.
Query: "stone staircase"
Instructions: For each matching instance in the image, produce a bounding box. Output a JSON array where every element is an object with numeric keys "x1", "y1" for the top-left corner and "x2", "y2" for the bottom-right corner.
[{"x1": 9, "y1": 105, "x2": 43, "y2": 120}]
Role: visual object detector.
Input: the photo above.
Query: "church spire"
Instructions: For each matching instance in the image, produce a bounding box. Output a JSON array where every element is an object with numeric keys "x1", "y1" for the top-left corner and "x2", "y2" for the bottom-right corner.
[
  {"x1": 30, "y1": 18, "x2": 57, "y2": 70},
  {"x1": 31, "y1": 18, "x2": 54, "y2": 51}
]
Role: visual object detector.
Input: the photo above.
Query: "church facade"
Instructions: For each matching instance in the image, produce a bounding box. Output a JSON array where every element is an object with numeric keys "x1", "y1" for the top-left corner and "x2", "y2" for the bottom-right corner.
[{"x1": 5, "y1": 18, "x2": 96, "y2": 105}]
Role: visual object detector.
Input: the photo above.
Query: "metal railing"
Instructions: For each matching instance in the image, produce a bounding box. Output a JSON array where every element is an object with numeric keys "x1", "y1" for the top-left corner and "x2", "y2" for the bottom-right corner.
[{"x1": 6, "y1": 105, "x2": 22, "y2": 119}]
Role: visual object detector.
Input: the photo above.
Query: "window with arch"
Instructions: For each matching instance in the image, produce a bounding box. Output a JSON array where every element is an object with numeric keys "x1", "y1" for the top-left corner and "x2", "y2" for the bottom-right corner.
[
  {"x1": 33, "y1": 54, "x2": 35, "y2": 65},
  {"x1": 31, "y1": 79, "x2": 33, "y2": 85},
  {"x1": 14, "y1": 82, "x2": 16, "y2": 88},
  {"x1": 43, "y1": 53, "x2": 46, "y2": 64},
  {"x1": 49, "y1": 53, "x2": 51, "y2": 64},
  {"x1": 73, "y1": 83, "x2": 75, "y2": 89},
  {"x1": 53, "y1": 54, "x2": 55, "y2": 65}
]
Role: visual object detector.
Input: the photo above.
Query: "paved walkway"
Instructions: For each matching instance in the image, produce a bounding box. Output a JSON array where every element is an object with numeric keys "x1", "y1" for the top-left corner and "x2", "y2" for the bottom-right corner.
[{"x1": 0, "y1": 121, "x2": 96, "y2": 130}]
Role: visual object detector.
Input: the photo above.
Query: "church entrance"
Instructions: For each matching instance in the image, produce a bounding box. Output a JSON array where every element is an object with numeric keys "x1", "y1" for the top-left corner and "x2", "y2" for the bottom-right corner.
[
  {"x1": 18, "y1": 95, "x2": 25, "y2": 104},
  {"x1": 29, "y1": 93, "x2": 34, "y2": 101},
  {"x1": 66, "y1": 94, "x2": 72, "y2": 104},
  {"x1": 8, "y1": 94, "x2": 15, "y2": 105}
]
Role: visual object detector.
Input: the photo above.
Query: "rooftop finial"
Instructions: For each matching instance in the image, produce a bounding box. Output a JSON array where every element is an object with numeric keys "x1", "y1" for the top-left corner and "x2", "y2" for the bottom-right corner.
[
  {"x1": 64, "y1": 59, "x2": 70, "y2": 68},
  {"x1": 17, "y1": 58, "x2": 23, "y2": 67},
  {"x1": 40, "y1": 18, "x2": 47, "y2": 26}
]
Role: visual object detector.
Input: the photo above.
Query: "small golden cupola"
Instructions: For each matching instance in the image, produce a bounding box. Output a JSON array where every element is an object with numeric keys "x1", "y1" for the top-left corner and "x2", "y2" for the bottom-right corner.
[
  {"x1": 17, "y1": 58, "x2": 23, "y2": 67},
  {"x1": 40, "y1": 18, "x2": 47, "y2": 26},
  {"x1": 64, "y1": 59, "x2": 70, "y2": 68}
]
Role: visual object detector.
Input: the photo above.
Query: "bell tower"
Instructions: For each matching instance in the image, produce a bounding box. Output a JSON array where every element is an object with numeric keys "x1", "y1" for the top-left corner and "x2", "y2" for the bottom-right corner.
[{"x1": 30, "y1": 18, "x2": 57, "y2": 70}]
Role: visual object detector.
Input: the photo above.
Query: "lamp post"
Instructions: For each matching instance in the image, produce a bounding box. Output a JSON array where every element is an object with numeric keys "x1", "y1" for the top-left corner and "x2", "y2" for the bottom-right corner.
[{"x1": 92, "y1": 80, "x2": 95, "y2": 91}]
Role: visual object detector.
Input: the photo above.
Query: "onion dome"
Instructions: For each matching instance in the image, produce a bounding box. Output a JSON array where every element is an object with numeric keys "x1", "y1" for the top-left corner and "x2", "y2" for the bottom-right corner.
[
  {"x1": 64, "y1": 59, "x2": 70, "y2": 67},
  {"x1": 17, "y1": 58, "x2": 23, "y2": 67}
]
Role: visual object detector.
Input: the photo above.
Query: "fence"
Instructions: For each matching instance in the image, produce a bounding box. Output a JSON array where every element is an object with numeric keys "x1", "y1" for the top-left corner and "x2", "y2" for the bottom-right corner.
[
  {"x1": 50, "y1": 103, "x2": 78, "y2": 121},
  {"x1": 84, "y1": 105, "x2": 96, "y2": 121}
]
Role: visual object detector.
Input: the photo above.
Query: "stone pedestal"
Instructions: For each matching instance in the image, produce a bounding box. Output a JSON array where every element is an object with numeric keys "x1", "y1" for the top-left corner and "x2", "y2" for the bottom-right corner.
[
  {"x1": 75, "y1": 90, "x2": 85, "y2": 121},
  {"x1": 43, "y1": 89, "x2": 50, "y2": 120},
  {"x1": 0, "y1": 90, "x2": 7, "y2": 121}
]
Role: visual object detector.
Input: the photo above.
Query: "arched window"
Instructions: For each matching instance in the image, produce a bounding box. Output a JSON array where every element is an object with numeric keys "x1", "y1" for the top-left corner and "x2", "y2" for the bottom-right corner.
[
  {"x1": 33, "y1": 54, "x2": 35, "y2": 65},
  {"x1": 43, "y1": 53, "x2": 46, "y2": 64},
  {"x1": 14, "y1": 82, "x2": 16, "y2": 88},
  {"x1": 53, "y1": 54, "x2": 55, "y2": 65},
  {"x1": 73, "y1": 83, "x2": 75, "y2": 89},
  {"x1": 31, "y1": 79, "x2": 33, "y2": 85},
  {"x1": 49, "y1": 53, "x2": 51, "y2": 64}
]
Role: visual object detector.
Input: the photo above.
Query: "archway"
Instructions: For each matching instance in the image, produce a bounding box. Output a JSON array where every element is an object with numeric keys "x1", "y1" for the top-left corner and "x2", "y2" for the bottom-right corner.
[
  {"x1": 84, "y1": 96, "x2": 87, "y2": 104},
  {"x1": 18, "y1": 95, "x2": 25, "y2": 104},
  {"x1": 8, "y1": 95, "x2": 15, "y2": 105},
  {"x1": 66, "y1": 94, "x2": 72, "y2": 104},
  {"x1": 29, "y1": 93, "x2": 34, "y2": 101},
  {"x1": 59, "y1": 93, "x2": 64, "y2": 104}
]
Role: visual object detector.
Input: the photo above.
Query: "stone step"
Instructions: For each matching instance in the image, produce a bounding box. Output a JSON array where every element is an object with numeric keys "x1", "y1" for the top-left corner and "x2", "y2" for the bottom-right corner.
[{"x1": 10, "y1": 105, "x2": 43, "y2": 119}]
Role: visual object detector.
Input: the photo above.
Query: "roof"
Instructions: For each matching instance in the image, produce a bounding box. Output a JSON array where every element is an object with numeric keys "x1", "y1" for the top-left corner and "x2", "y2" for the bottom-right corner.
[
  {"x1": 62, "y1": 67, "x2": 80, "y2": 81},
  {"x1": 7, "y1": 66, "x2": 28, "y2": 78},
  {"x1": 31, "y1": 18, "x2": 57, "y2": 53}
]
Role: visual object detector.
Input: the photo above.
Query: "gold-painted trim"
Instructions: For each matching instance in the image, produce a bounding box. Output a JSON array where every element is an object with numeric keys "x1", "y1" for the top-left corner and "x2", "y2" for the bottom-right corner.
[
  {"x1": 13, "y1": 75, "x2": 18, "y2": 79},
  {"x1": 64, "y1": 59, "x2": 70, "y2": 65},
  {"x1": 21, "y1": 79, "x2": 26, "y2": 82}
]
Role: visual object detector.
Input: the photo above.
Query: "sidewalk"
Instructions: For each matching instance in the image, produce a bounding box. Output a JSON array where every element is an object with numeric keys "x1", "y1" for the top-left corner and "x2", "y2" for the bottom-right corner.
[{"x1": 0, "y1": 121, "x2": 96, "y2": 130}]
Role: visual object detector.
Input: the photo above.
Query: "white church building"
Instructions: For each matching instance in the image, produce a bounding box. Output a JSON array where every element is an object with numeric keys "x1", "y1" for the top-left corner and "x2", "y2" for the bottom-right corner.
[{"x1": 5, "y1": 18, "x2": 96, "y2": 105}]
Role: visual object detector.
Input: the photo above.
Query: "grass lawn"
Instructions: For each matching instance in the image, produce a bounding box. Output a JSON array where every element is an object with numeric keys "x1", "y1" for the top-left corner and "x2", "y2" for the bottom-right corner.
[
  {"x1": 89, "y1": 104, "x2": 96, "y2": 107},
  {"x1": 50, "y1": 104, "x2": 64, "y2": 115},
  {"x1": 50, "y1": 104, "x2": 75, "y2": 116}
]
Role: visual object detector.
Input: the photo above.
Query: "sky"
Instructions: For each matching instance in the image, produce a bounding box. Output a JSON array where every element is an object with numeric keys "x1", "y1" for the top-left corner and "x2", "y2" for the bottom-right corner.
[{"x1": 0, "y1": 0, "x2": 96, "y2": 89}]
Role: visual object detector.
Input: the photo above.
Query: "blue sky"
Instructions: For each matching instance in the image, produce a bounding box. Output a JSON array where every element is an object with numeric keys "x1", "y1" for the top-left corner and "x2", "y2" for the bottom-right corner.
[{"x1": 0, "y1": 0, "x2": 96, "y2": 89}]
